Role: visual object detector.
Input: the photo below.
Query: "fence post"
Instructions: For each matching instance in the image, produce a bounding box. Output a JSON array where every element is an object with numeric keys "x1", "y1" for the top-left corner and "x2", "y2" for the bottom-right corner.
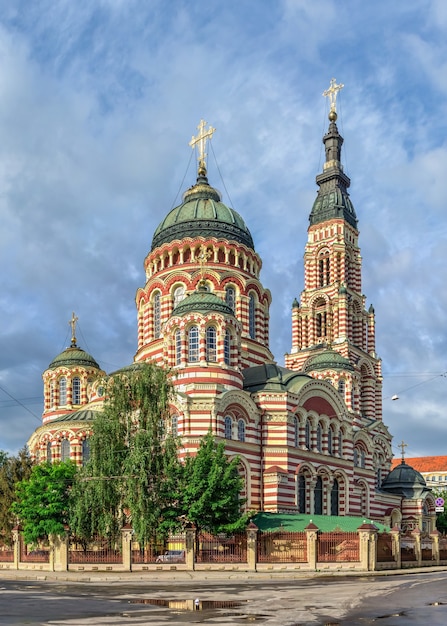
[
  {"x1": 12, "y1": 526, "x2": 21, "y2": 570},
  {"x1": 357, "y1": 522, "x2": 377, "y2": 571},
  {"x1": 430, "y1": 529, "x2": 440, "y2": 565},
  {"x1": 305, "y1": 522, "x2": 319, "y2": 570},
  {"x1": 412, "y1": 527, "x2": 422, "y2": 566},
  {"x1": 390, "y1": 525, "x2": 401, "y2": 568},
  {"x1": 246, "y1": 522, "x2": 258, "y2": 572},
  {"x1": 185, "y1": 524, "x2": 196, "y2": 571},
  {"x1": 51, "y1": 528, "x2": 69, "y2": 571},
  {"x1": 121, "y1": 524, "x2": 133, "y2": 571}
]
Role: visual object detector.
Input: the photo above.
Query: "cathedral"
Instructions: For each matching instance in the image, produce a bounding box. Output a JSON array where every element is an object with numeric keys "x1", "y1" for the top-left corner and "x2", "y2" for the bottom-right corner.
[{"x1": 27, "y1": 82, "x2": 436, "y2": 531}]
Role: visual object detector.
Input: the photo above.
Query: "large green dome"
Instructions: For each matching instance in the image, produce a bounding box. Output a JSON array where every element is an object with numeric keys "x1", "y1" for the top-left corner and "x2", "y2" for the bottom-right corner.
[
  {"x1": 48, "y1": 345, "x2": 100, "y2": 370},
  {"x1": 151, "y1": 173, "x2": 254, "y2": 251}
]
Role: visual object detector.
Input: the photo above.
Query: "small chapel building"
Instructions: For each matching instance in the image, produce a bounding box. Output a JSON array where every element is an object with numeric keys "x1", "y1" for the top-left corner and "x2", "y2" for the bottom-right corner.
[{"x1": 27, "y1": 83, "x2": 437, "y2": 531}]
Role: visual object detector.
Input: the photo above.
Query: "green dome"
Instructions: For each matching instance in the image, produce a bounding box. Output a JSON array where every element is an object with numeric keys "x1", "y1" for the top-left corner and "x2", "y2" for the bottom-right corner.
[
  {"x1": 51, "y1": 408, "x2": 101, "y2": 423},
  {"x1": 381, "y1": 461, "x2": 429, "y2": 498},
  {"x1": 304, "y1": 349, "x2": 354, "y2": 373},
  {"x1": 49, "y1": 345, "x2": 100, "y2": 370},
  {"x1": 173, "y1": 287, "x2": 234, "y2": 317},
  {"x1": 151, "y1": 173, "x2": 254, "y2": 251}
]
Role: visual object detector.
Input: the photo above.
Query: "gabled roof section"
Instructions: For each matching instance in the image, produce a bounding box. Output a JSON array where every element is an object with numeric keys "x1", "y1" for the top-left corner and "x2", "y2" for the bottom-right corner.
[{"x1": 391, "y1": 455, "x2": 447, "y2": 473}]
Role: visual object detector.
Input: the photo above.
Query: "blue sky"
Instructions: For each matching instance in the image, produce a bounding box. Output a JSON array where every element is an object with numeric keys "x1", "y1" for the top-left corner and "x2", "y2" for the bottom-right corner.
[{"x1": 1, "y1": 0, "x2": 447, "y2": 460}]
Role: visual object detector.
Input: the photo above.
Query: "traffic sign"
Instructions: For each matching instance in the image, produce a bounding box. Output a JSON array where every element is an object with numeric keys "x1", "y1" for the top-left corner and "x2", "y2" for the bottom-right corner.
[{"x1": 435, "y1": 497, "x2": 445, "y2": 507}]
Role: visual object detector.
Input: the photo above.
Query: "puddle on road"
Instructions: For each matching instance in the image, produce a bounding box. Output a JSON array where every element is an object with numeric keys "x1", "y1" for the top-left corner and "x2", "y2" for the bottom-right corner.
[
  {"x1": 129, "y1": 598, "x2": 244, "y2": 610},
  {"x1": 128, "y1": 598, "x2": 270, "y2": 622}
]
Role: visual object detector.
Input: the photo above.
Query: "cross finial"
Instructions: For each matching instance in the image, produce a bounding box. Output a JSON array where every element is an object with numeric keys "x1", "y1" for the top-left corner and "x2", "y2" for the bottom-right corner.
[
  {"x1": 323, "y1": 78, "x2": 344, "y2": 114},
  {"x1": 69, "y1": 312, "x2": 78, "y2": 347},
  {"x1": 189, "y1": 119, "x2": 216, "y2": 174},
  {"x1": 195, "y1": 244, "x2": 212, "y2": 286},
  {"x1": 398, "y1": 440, "x2": 408, "y2": 464}
]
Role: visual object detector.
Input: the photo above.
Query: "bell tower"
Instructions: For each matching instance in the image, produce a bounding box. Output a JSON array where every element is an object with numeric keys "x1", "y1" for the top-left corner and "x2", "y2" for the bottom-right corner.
[{"x1": 285, "y1": 80, "x2": 382, "y2": 424}]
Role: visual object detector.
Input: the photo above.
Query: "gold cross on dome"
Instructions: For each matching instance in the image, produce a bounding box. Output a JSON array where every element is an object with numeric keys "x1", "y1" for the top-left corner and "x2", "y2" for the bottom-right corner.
[
  {"x1": 398, "y1": 440, "x2": 408, "y2": 463},
  {"x1": 189, "y1": 119, "x2": 216, "y2": 170},
  {"x1": 69, "y1": 312, "x2": 78, "y2": 346},
  {"x1": 323, "y1": 78, "x2": 344, "y2": 113}
]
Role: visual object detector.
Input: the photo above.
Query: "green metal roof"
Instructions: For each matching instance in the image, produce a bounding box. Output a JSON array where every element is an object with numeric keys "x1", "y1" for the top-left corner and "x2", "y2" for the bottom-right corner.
[
  {"x1": 252, "y1": 512, "x2": 390, "y2": 533},
  {"x1": 151, "y1": 173, "x2": 254, "y2": 251},
  {"x1": 50, "y1": 408, "x2": 102, "y2": 423},
  {"x1": 243, "y1": 364, "x2": 312, "y2": 393},
  {"x1": 304, "y1": 349, "x2": 354, "y2": 373}
]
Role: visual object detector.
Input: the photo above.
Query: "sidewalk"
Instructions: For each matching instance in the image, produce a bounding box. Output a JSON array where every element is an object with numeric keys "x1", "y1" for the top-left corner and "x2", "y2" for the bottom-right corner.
[{"x1": 1, "y1": 564, "x2": 447, "y2": 583}]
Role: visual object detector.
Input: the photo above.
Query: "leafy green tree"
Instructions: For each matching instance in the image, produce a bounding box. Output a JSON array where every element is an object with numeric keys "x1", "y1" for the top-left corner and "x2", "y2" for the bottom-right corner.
[
  {"x1": 181, "y1": 431, "x2": 248, "y2": 534},
  {"x1": 0, "y1": 447, "x2": 34, "y2": 544},
  {"x1": 433, "y1": 489, "x2": 447, "y2": 533},
  {"x1": 69, "y1": 362, "x2": 181, "y2": 546},
  {"x1": 12, "y1": 461, "x2": 77, "y2": 545}
]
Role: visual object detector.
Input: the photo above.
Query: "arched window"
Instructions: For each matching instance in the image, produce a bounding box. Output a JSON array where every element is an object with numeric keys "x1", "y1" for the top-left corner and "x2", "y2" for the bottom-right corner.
[
  {"x1": 224, "y1": 330, "x2": 231, "y2": 365},
  {"x1": 82, "y1": 439, "x2": 90, "y2": 466},
  {"x1": 206, "y1": 326, "x2": 217, "y2": 362},
  {"x1": 175, "y1": 329, "x2": 182, "y2": 365},
  {"x1": 293, "y1": 416, "x2": 299, "y2": 448},
  {"x1": 171, "y1": 415, "x2": 178, "y2": 437},
  {"x1": 50, "y1": 381, "x2": 55, "y2": 407},
  {"x1": 298, "y1": 474, "x2": 306, "y2": 513},
  {"x1": 314, "y1": 476, "x2": 323, "y2": 515},
  {"x1": 360, "y1": 448, "x2": 366, "y2": 468},
  {"x1": 173, "y1": 285, "x2": 185, "y2": 308},
  {"x1": 316, "y1": 423, "x2": 322, "y2": 452},
  {"x1": 319, "y1": 250, "x2": 330, "y2": 287},
  {"x1": 188, "y1": 326, "x2": 199, "y2": 362},
  {"x1": 331, "y1": 478, "x2": 339, "y2": 515},
  {"x1": 338, "y1": 430, "x2": 343, "y2": 457},
  {"x1": 249, "y1": 293, "x2": 256, "y2": 339},
  {"x1": 224, "y1": 415, "x2": 232, "y2": 439},
  {"x1": 46, "y1": 441, "x2": 52, "y2": 463},
  {"x1": 354, "y1": 448, "x2": 359, "y2": 467},
  {"x1": 61, "y1": 439, "x2": 70, "y2": 462},
  {"x1": 305, "y1": 420, "x2": 311, "y2": 450},
  {"x1": 376, "y1": 466, "x2": 382, "y2": 489},
  {"x1": 328, "y1": 427, "x2": 333, "y2": 455},
  {"x1": 153, "y1": 291, "x2": 161, "y2": 338},
  {"x1": 338, "y1": 379, "x2": 345, "y2": 397},
  {"x1": 59, "y1": 377, "x2": 67, "y2": 405},
  {"x1": 225, "y1": 286, "x2": 236, "y2": 312},
  {"x1": 237, "y1": 419, "x2": 245, "y2": 442},
  {"x1": 316, "y1": 310, "x2": 327, "y2": 338},
  {"x1": 72, "y1": 377, "x2": 81, "y2": 405}
]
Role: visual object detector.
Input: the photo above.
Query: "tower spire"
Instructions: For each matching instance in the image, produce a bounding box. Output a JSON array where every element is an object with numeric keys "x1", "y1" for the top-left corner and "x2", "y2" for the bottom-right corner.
[{"x1": 309, "y1": 79, "x2": 357, "y2": 229}]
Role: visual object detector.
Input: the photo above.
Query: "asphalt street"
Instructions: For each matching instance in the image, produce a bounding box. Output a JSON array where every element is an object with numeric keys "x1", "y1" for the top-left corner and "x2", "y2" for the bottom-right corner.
[{"x1": 1, "y1": 570, "x2": 447, "y2": 625}]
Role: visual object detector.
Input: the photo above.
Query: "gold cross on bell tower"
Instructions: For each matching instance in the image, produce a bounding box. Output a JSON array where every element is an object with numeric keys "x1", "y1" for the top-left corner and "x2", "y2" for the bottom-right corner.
[
  {"x1": 69, "y1": 312, "x2": 78, "y2": 347},
  {"x1": 189, "y1": 119, "x2": 216, "y2": 174},
  {"x1": 323, "y1": 78, "x2": 344, "y2": 114}
]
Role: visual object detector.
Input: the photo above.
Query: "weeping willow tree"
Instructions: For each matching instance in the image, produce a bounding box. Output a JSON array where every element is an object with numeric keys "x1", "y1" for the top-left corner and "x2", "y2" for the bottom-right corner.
[{"x1": 69, "y1": 362, "x2": 182, "y2": 546}]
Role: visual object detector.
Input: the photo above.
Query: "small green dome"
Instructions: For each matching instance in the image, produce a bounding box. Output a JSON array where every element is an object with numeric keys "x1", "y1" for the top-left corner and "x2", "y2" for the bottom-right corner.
[
  {"x1": 310, "y1": 187, "x2": 357, "y2": 228},
  {"x1": 304, "y1": 349, "x2": 354, "y2": 373},
  {"x1": 173, "y1": 287, "x2": 234, "y2": 317},
  {"x1": 48, "y1": 345, "x2": 100, "y2": 370},
  {"x1": 381, "y1": 461, "x2": 429, "y2": 498},
  {"x1": 151, "y1": 173, "x2": 254, "y2": 251}
]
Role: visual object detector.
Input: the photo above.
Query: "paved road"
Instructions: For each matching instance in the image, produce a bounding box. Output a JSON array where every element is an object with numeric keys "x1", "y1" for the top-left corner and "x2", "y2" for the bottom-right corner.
[{"x1": 1, "y1": 570, "x2": 447, "y2": 625}]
